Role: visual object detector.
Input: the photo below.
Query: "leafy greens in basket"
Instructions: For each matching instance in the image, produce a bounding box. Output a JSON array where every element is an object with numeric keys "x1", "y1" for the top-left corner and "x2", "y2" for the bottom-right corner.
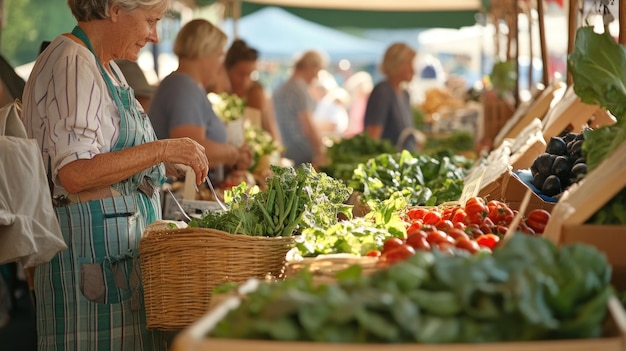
[{"x1": 189, "y1": 164, "x2": 352, "y2": 237}]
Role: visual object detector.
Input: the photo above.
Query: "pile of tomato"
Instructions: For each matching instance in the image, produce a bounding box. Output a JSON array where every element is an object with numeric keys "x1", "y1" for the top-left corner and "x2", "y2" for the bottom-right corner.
[{"x1": 375, "y1": 197, "x2": 551, "y2": 264}]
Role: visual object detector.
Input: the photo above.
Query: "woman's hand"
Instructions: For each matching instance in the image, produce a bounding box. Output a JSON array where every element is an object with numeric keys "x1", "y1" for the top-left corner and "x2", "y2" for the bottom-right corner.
[{"x1": 161, "y1": 138, "x2": 209, "y2": 185}]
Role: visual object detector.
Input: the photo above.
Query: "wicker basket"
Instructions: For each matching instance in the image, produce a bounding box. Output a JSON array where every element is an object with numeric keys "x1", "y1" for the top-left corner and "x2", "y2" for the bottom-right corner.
[{"x1": 139, "y1": 227, "x2": 294, "y2": 331}]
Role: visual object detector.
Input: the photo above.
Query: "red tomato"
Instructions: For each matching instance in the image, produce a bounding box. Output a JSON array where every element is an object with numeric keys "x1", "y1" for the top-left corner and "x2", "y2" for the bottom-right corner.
[
  {"x1": 454, "y1": 237, "x2": 481, "y2": 254},
  {"x1": 475, "y1": 234, "x2": 500, "y2": 250},
  {"x1": 381, "y1": 244, "x2": 415, "y2": 263},
  {"x1": 406, "y1": 222, "x2": 423, "y2": 237},
  {"x1": 526, "y1": 209, "x2": 551, "y2": 234},
  {"x1": 383, "y1": 237, "x2": 405, "y2": 252},
  {"x1": 464, "y1": 203, "x2": 488, "y2": 225},
  {"x1": 422, "y1": 211, "x2": 443, "y2": 225},
  {"x1": 451, "y1": 209, "x2": 467, "y2": 224},
  {"x1": 406, "y1": 208, "x2": 428, "y2": 221},
  {"x1": 494, "y1": 225, "x2": 509, "y2": 235},
  {"x1": 488, "y1": 205, "x2": 515, "y2": 225},
  {"x1": 487, "y1": 200, "x2": 503, "y2": 212},
  {"x1": 435, "y1": 219, "x2": 454, "y2": 231},
  {"x1": 406, "y1": 235, "x2": 431, "y2": 251},
  {"x1": 479, "y1": 217, "x2": 495, "y2": 234},
  {"x1": 464, "y1": 226, "x2": 484, "y2": 239},
  {"x1": 365, "y1": 250, "x2": 382, "y2": 257},
  {"x1": 466, "y1": 196, "x2": 486, "y2": 208},
  {"x1": 446, "y1": 228, "x2": 469, "y2": 241},
  {"x1": 426, "y1": 231, "x2": 455, "y2": 246}
]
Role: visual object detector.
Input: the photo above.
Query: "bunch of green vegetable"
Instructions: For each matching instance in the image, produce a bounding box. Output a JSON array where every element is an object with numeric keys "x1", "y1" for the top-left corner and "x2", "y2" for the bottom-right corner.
[
  {"x1": 189, "y1": 164, "x2": 352, "y2": 236},
  {"x1": 296, "y1": 193, "x2": 408, "y2": 257},
  {"x1": 210, "y1": 235, "x2": 613, "y2": 343},
  {"x1": 320, "y1": 133, "x2": 397, "y2": 184},
  {"x1": 352, "y1": 150, "x2": 465, "y2": 206}
]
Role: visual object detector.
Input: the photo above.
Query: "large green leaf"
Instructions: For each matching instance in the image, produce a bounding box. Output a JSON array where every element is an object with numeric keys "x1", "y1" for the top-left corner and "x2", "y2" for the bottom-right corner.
[{"x1": 568, "y1": 26, "x2": 626, "y2": 119}]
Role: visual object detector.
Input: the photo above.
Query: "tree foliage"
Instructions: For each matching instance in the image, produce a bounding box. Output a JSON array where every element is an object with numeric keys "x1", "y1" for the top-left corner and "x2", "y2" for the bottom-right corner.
[{"x1": 1, "y1": 0, "x2": 74, "y2": 66}]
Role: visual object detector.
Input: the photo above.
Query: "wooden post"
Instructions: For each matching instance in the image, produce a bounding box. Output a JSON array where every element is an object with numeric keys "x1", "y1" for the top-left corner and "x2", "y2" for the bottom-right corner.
[
  {"x1": 537, "y1": 0, "x2": 549, "y2": 86},
  {"x1": 567, "y1": 0, "x2": 579, "y2": 86}
]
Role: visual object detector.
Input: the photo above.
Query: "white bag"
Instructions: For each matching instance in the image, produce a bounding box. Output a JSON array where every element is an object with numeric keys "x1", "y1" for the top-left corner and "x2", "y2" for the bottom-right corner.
[{"x1": 0, "y1": 101, "x2": 67, "y2": 267}]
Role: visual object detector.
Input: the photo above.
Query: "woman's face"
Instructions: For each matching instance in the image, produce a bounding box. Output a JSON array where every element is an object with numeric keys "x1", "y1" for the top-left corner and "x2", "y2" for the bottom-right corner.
[
  {"x1": 201, "y1": 48, "x2": 226, "y2": 90},
  {"x1": 393, "y1": 54, "x2": 416, "y2": 84},
  {"x1": 113, "y1": 5, "x2": 164, "y2": 61},
  {"x1": 227, "y1": 60, "x2": 256, "y2": 94}
]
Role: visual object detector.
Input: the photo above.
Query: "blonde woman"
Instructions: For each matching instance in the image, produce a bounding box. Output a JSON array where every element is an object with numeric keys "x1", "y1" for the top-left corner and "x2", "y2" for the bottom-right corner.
[
  {"x1": 364, "y1": 42, "x2": 418, "y2": 151},
  {"x1": 150, "y1": 19, "x2": 252, "y2": 183}
]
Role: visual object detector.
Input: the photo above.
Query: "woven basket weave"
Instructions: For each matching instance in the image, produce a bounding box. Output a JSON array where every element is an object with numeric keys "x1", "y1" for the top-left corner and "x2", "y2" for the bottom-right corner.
[{"x1": 139, "y1": 227, "x2": 294, "y2": 331}]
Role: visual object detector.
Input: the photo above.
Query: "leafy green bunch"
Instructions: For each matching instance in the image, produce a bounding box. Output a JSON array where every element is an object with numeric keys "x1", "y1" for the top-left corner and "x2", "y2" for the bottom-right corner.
[
  {"x1": 352, "y1": 150, "x2": 466, "y2": 206},
  {"x1": 211, "y1": 235, "x2": 613, "y2": 343}
]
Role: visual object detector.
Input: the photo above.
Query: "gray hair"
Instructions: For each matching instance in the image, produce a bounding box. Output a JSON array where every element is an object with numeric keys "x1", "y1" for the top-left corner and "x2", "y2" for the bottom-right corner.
[
  {"x1": 173, "y1": 19, "x2": 227, "y2": 60},
  {"x1": 380, "y1": 42, "x2": 416, "y2": 78},
  {"x1": 67, "y1": 0, "x2": 171, "y2": 22}
]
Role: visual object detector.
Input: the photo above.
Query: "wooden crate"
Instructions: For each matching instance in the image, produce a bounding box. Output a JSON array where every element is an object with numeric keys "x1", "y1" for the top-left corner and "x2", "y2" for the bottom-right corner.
[
  {"x1": 544, "y1": 140, "x2": 626, "y2": 290},
  {"x1": 494, "y1": 82, "x2": 566, "y2": 147},
  {"x1": 170, "y1": 293, "x2": 626, "y2": 351}
]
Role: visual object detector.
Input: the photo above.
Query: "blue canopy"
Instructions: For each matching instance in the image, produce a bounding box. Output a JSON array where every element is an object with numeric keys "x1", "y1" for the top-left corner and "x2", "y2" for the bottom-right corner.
[{"x1": 221, "y1": 7, "x2": 387, "y2": 63}]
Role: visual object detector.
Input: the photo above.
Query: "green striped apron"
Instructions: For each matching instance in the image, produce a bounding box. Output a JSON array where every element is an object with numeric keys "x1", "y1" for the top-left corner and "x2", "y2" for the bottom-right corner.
[{"x1": 35, "y1": 26, "x2": 166, "y2": 351}]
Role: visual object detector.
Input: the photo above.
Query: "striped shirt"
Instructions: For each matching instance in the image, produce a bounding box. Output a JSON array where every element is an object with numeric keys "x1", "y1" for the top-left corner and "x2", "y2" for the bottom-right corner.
[{"x1": 22, "y1": 35, "x2": 131, "y2": 196}]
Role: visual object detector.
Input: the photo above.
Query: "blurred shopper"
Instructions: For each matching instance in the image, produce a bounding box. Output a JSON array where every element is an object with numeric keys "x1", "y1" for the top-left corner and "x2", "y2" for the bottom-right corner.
[
  {"x1": 224, "y1": 39, "x2": 282, "y2": 145},
  {"x1": 364, "y1": 43, "x2": 419, "y2": 151},
  {"x1": 343, "y1": 70, "x2": 373, "y2": 137},
  {"x1": 22, "y1": 0, "x2": 209, "y2": 349},
  {"x1": 273, "y1": 50, "x2": 328, "y2": 168},
  {"x1": 313, "y1": 86, "x2": 350, "y2": 138},
  {"x1": 150, "y1": 19, "x2": 252, "y2": 184}
]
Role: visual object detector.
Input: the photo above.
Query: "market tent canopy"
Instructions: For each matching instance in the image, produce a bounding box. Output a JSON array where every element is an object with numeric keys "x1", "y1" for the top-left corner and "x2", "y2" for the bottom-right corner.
[
  {"x1": 182, "y1": 0, "x2": 484, "y2": 29},
  {"x1": 221, "y1": 7, "x2": 387, "y2": 62}
]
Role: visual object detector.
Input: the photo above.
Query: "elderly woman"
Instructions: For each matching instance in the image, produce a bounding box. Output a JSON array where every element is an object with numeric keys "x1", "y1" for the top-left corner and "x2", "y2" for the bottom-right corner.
[
  {"x1": 150, "y1": 19, "x2": 252, "y2": 184},
  {"x1": 22, "y1": 0, "x2": 209, "y2": 350},
  {"x1": 272, "y1": 50, "x2": 328, "y2": 168},
  {"x1": 364, "y1": 42, "x2": 418, "y2": 151}
]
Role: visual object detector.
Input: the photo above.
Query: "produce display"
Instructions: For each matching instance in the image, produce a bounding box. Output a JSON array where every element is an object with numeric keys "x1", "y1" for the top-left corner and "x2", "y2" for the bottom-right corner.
[
  {"x1": 569, "y1": 26, "x2": 626, "y2": 225},
  {"x1": 529, "y1": 131, "x2": 587, "y2": 197},
  {"x1": 321, "y1": 133, "x2": 397, "y2": 184},
  {"x1": 295, "y1": 194, "x2": 407, "y2": 257},
  {"x1": 378, "y1": 198, "x2": 550, "y2": 264},
  {"x1": 189, "y1": 164, "x2": 352, "y2": 236},
  {"x1": 210, "y1": 235, "x2": 613, "y2": 343},
  {"x1": 352, "y1": 150, "x2": 466, "y2": 206}
]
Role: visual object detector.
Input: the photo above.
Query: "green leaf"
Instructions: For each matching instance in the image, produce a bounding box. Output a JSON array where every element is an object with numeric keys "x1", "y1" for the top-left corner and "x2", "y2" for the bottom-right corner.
[{"x1": 568, "y1": 26, "x2": 626, "y2": 119}]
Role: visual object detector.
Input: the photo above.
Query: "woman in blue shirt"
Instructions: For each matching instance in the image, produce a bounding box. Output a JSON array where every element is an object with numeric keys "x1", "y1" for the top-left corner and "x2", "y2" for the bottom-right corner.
[{"x1": 364, "y1": 43, "x2": 418, "y2": 151}]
